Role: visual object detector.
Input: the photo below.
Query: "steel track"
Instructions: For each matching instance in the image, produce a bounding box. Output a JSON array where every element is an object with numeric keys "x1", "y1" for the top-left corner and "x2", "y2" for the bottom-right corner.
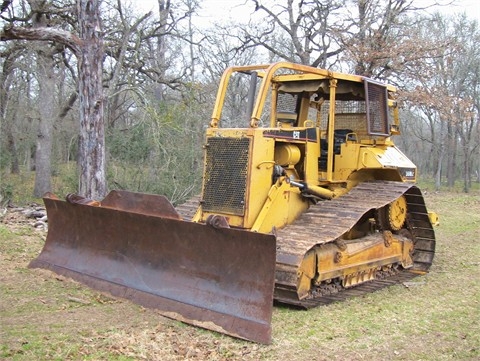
[
  {"x1": 175, "y1": 181, "x2": 436, "y2": 310},
  {"x1": 175, "y1": 196, "x2": 201, "y2": 221},
  {"x1": 273, "y1": 180, "x2": 436, "y2": 308}
]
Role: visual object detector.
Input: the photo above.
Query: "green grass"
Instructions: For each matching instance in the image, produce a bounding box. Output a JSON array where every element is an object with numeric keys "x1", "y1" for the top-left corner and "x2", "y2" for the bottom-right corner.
[
  {"x1": 1, "y1": 184, "x2": 479, "y2": 360},
  {"x1": 417, "y1": 177, "x2": 480, "y2": 193},
  {"x1": 0, "y1": 164, "x2": 78, "y2": 206},
  {"x1": 1, "y1": 161, "x2": 201, "y2": 207}
]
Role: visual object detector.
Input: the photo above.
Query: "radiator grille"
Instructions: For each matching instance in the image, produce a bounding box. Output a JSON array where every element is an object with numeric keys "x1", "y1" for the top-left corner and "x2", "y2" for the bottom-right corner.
[{"x1": 202, "y1": 137, "x2": 250, "y2": 215}]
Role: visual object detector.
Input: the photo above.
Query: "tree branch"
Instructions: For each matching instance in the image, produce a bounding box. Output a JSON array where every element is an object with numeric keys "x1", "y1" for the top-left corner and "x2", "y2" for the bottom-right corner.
[{"x1": 0, "y1": 26, "x2": 83, "y2": 55}]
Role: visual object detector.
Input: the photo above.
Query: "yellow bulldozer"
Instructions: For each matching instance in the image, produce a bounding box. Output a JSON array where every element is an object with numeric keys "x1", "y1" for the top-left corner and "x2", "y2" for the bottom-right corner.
[{"x1": 30, "y1": 62, "x2": 437, "y2": 344}]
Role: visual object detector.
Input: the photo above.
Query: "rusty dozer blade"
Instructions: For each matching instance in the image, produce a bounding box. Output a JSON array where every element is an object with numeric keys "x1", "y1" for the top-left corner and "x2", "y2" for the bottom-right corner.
[{"x1": 29, "y1": 191, "x2": 276, "y2": 344}]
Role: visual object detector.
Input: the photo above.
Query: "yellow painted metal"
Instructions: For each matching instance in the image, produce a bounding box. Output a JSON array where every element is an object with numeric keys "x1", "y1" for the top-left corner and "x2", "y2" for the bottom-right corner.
[
  {"x1": 297, "y1": 249, "x2": 317, "y2": 299},
  {"x1": 247, "y1": 62, "x2": 377, "y2": 128},
  {"x1": 386, "y1": 195, "x2": 407, "y2": 231},
  {"x1": 211, "y1": 61, "x2": 399, "y2": 130},
  {"x1": 296, "y1": 232, "x2": 414, "y2": 298},
  {"x1": 389, "y1": 100, "x2": 401, "y2": 135},
  {"x1": 303, "y1": 128, "x2": 320, "y2": 185},
  {"x1": 200, "y1": 62, "x2": 413, "y2": 234},
  {"x1": 302, "y1": 184, "x2": 341, "y2": 199},
  {"x1": 274, "y1": 144, "x2": 301, "y2": 166},
  {"x1": 34, "y1": 61, "x2": 436, "y2": 345},
  {"x1": 251, "y1": 178, "x2": 308, "y2": 233},
  {"x1": 326, "y1": 78, "x2": 337, "y2": 182},
  {"x1": 197, "y1": 61, "x2": 433, "y2": 303},
  {"x1": 202, "y1": 61, "x2": 421, "y2": 221},
  {"x1": 269, "y1": 83, "x2": 280, "y2": 127},
  {"x1": 199, "y1": 126, "x2": 316, "y2": 231},
  {"x1": 210, "y1": 64, "x2": 270, "y2": 128},
  {"x1": 199, "y1": 128, "x2": 277, "y2": 229},
  {"x1": 333, "y1": 144, "x2": 417, "y2": 183},
  {"x1": 297, "y1": 92, "x2": 311, "y2": 125},
  {"x1": 428, "y1": 211, "x2": 440, "y2": 226}
]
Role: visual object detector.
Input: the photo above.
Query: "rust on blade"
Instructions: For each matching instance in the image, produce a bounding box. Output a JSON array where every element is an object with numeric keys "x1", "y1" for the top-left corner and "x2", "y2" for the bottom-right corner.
[
  {"x1": 29, "y1": 191, "x2": 276, "y2": 344},
  {"x1": 101, "y1": 190, "x2": 181, "y2": 219}
]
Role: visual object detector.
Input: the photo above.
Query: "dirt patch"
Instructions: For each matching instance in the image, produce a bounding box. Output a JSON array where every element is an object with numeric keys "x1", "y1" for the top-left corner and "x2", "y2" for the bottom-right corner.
[
  {"x1": 0, "y1": 209, "x2": 268, "y2": 360},
  {"x1": 1, "y1": 191, "x2": 479, "y2": 360}
]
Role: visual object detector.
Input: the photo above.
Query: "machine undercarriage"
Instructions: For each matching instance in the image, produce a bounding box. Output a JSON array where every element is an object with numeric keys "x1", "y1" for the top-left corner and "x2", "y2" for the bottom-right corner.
[
  {"x1": 30, "y1": 62, "x2": 437, "y2": 344},
  {"x1": 270, "y1": 181, "x2": 435, "y2": 308}
]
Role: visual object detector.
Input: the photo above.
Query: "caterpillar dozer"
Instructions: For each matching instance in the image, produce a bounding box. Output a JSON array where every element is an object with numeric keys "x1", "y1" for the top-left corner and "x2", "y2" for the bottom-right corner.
[{"x1": 30, "y1": 62, "x2": 437, "y2": 344}]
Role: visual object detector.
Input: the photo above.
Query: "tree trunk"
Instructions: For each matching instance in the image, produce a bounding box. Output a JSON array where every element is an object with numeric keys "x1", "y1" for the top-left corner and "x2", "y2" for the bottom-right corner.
[
  {"x1": 446, "y1": 121, "x2": 456, "y2": 187},
  {"x1": 1, "y1": 1, "x2": 106, "y2": 199},
  {"x1": 0, "y1": 53, "x2": 20, "y2": 174},
  {"x1": 77, "y1": 0, "x2": 107, "y2": 199},
  {"x1": 77, "y1": 0, "x2": 106, "y2": 199},
  {"x1": 463, "y1": 154, "x2": 469, "y2": 193},
  {"x1": 435, "y1": 142, "x2": 444, "y2": 191},
  {"x1": 434, "y1": 118, "x2": 446, "y2": 190},
  {"x1": 428, "y1": 113, "x2": 440, "y2": 189},
  {"x1": 7, "y1": 131, "x2": 20, "y2": 174},
  {"x1": 33, "y1": 48, "x2": 55, "y2": 197},
  {"x1": 155, "y1": 0, "x2": 169, "y2": 101},
  {"x1": 23, "y1": 0, "x2": 57, "y2": 197},
  {"x1": 355, "y1": 0, "x2": 367, "y2": 75}
]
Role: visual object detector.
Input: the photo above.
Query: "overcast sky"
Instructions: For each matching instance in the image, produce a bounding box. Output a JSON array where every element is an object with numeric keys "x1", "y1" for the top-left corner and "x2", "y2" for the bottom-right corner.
[
  {"x1": 139, "y1": 0, "x2": 479, "y2": 26},
  {"x1": 198, "y1": 0, "x2": 477, "y2": 20}
]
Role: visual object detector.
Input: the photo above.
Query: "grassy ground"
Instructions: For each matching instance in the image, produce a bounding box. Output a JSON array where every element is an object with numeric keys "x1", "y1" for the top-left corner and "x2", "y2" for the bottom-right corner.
[{"x1": 0, "y1": 188, "x2": 479, "y2": 360}]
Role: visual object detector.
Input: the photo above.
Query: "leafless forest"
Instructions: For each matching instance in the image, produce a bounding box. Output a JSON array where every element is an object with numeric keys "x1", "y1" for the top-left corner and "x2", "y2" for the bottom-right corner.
[{"x1": 1, "y1": 0, "x2": 479, "y2": 203}]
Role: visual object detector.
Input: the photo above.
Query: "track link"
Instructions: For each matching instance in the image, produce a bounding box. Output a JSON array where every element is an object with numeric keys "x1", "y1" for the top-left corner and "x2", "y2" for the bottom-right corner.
[
  {"x1": 274, "y1": 271, "x2": 420, "y2": 309},
  {"x1": 274, "y1": 180, "x2": 436, "y2": 308},
  {"x1": 175, "y1": 182, "x2": 435, "y2": 309},
  {"x1": 175, "y1": 196, "x2": 200, "y2": 221}
]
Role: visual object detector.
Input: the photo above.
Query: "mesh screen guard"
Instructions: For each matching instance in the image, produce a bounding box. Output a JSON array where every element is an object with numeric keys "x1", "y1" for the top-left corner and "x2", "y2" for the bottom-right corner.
[
  {"x1": 202, "y1": 137, "x2": 251, "y2": 215},
  {"x1": 364, "y1": 79, "x2": 389, "y2": 136}
]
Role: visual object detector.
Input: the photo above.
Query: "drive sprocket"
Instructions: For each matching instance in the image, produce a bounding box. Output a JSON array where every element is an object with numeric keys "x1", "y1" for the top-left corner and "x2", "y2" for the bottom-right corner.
[{"x1": 377, "y1": 195, "x2": 407, "y2": 231}]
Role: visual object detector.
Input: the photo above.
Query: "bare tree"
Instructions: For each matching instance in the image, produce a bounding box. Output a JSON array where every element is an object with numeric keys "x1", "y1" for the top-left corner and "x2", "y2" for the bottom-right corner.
[
  {"x1": 76, "y1": 0, "x2": 106, "y2": 199},
  {"x1": 0, "y1": 45, "x2": 22, "y2": 175},
  {"x1": 226, "y1": 0, "x2": 343, "y2": 67},
  {"x1": 400, "y1": 13, "x2": 480, "y2": 192},
  {"x1": 340, "y1": 0, "x2": 441, "y2": 78},
  {"x1": 212, "y1": 0, "x2": 447, "y2": 77},
  {"x1": 1, "y1": 0, "x2": 106, "y2": 199},
  {"x1": 450, "y1": 16, "x2": 480, "y2": 192},
  {"x1": 1, "y1": 2, "x2": 78, "y2": 196},
  {"x1": 31, "y1": 0, "x2": 56, "y2": 196}
]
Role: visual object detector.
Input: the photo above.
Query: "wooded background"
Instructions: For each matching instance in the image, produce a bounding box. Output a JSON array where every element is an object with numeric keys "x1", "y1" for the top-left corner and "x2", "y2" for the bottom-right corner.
[{"x1": 0, "y1": 0, "x2": 479, "y2": 203}]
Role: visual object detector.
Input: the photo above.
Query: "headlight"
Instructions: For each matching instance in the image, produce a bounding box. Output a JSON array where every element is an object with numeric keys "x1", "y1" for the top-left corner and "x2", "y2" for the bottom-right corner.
[{"x1": 399, "y1": 167, "x2": 416, "y2": 180}]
